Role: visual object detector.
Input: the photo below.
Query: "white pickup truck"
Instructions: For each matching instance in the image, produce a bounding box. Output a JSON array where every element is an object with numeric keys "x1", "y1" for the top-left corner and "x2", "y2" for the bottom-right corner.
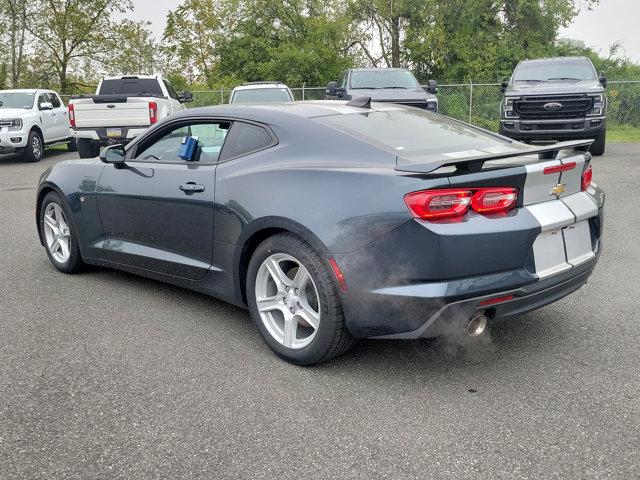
[
  {"x1": 68, "y1": 75, "x2": 193, "y2": 158},
  {"x1": 0, "y1": 89, "x2": 75, "y2": 162}
]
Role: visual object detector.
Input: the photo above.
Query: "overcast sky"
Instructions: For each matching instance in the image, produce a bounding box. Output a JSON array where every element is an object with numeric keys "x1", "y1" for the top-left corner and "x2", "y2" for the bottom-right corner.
[{"x1": 133, "y1": 0, "x2": 640, "y2": 64}]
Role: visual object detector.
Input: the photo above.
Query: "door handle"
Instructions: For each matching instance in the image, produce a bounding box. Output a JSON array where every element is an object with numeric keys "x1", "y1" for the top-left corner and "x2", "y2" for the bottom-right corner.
[{"x1": 179, "y1": 182, "x2": 205, "y2": 193}]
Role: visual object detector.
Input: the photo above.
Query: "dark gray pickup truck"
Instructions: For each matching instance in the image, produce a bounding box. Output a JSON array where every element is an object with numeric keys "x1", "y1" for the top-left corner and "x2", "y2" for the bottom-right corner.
[
  {"x1": 499, "y1": 57, "x2": 607, "y2": 155},
  {"x1": 325, "y1": 68, "x2": 438, "y2": 112}
]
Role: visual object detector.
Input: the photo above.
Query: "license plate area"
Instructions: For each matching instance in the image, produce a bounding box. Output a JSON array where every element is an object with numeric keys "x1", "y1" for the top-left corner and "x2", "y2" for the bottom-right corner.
[
  {"x1": 563, "y1": 220, "x2": 595, "y2": 267},
  {"x1": 532, "y1": 220, "x2": 594, "y2": 279},
  {"x1": 106, "y1": 128, "x2": 122, "y2": 138}
]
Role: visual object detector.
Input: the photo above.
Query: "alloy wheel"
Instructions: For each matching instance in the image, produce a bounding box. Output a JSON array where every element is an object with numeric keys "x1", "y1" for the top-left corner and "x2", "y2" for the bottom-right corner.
[
  {"x1": 32, "y1": 135, "x2": 42, "y2": 159},
  {"x1": 43, "y1": 203, "x2": 71, "y2": 263},
  {"x1": 255, "y1": 253, "x2": 321, "y2": 349}
]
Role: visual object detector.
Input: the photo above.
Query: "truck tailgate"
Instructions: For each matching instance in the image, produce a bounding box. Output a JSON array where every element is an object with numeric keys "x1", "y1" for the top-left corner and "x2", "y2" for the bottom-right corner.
[{"x1": 73, "y1": 98, "x2": 151, "y2": 128}]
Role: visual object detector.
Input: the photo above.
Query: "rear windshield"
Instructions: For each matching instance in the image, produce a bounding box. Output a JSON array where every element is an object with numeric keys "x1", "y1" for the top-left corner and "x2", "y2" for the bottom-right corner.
[
  {"x1": 99, "y1": 78, "x2": 164, "y2": 96},
  {"x1": 513, "y1": 59, "x2": 596, "y2": 82},
  {"x1": 350, "y1": 70, "x2": 420, "y2": 89},
  {"x1": 316, "y1": 109, "x2": 504, "y2": 155},
  {"x1": 231, "y1": 88, "x2": 293, "y2": 104},
  {"x1": 0, "y1": 92, "x2": 35, "y2": 109}
]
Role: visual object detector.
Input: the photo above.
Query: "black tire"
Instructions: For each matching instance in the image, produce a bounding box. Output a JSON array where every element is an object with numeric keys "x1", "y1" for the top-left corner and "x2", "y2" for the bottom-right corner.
[
  {"x1": 246, "y1": 233, "x2": 354, "y2": 365},
  {"x1": 22, "y1": 130, "x2": 44, "y2": 163},
  {"x1": 77, "y1": 138, "x2": 100, "y2": 159},
  {"x1": 590, "y1": 132, "x2": 606, "y2": 156},
  {"x1": 39, "y1": 192, "x2": 84, "y2": 274},
  {"x1": 67, "y1": 138, "x2": 78, "y2": 152}
]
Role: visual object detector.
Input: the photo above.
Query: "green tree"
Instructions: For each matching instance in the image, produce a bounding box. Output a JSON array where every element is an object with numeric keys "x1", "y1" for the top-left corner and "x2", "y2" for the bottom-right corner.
[
  {"x1": 163, "y1": 0, "x2": 222, "y2": 88},
  {"x1": 0, "y1": 0, "x2": 29, "y2": 87},
  {"x1": 103, "y1": 20, "x2": 158, "y2": 76},
  {"x1": 27, "y1": 0, "x2": 133, "y2": 93}
]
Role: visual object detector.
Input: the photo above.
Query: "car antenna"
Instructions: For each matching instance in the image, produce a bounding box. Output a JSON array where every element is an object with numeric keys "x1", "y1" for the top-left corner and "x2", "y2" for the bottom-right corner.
[{"x1": 346, "y1": 96, "x2": 372, "y2": 109}]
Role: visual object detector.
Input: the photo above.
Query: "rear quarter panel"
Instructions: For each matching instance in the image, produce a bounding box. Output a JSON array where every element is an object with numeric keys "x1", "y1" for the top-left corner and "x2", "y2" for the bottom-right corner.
[{"x1": 213, "y1": 118, "x2": 448, "y2": 254}]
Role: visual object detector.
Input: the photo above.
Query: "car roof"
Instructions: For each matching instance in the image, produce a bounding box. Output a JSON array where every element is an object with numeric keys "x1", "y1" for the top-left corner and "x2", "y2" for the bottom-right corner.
[
  {"x1": 348, "y1": 67, "x2": 410, "y2": 72},
  {"x1": 0, "y1": 89, "x2": 43, "y2": 94},
  {"x1": 518, "y1": 56, "x2": 591, "y2": 65},
  {"x1": 102, "y1": 75, "x2": 158, "y2": 80},
  {"x1": 232, "y1": 83, "x2": 291, "y2": 91},
  {"x1": 170, "y1": 100, "x2": 416, "y2": 124}
]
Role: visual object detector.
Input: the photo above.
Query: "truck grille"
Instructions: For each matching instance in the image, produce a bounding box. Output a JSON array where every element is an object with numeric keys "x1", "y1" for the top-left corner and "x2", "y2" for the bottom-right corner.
[{"x1": 514, "y1": 95, "x2": 593, "y2": 119}]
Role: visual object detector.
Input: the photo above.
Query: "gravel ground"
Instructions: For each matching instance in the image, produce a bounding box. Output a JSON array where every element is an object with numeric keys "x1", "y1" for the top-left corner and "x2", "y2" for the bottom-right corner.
[{"x1": 0, "y1": 143, "x2": 639, "y2": 479}]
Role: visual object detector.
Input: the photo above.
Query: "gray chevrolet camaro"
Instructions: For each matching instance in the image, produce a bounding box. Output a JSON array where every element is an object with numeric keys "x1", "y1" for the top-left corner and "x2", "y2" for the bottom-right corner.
[{"x1": 36, "y1": 100, "x2": 605, "y2": 365}]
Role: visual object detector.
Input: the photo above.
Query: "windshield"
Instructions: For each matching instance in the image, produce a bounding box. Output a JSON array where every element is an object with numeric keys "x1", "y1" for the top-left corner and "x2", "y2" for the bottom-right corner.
[
  {"x1": 0, "y1": 92, "x2": 35, "y2": 109},
  {"x1": 231, "y1": 88, "x2": 293, "y2": 104},
  {"x1": 512, "y1": 59, "x2": 596, "y2": 82},
  {"x1": 350, "y1": 70, "x2": 420, "y2": 89},
  {"x1": 316, "y1": 110, "x2": 504, "y2": 156}
]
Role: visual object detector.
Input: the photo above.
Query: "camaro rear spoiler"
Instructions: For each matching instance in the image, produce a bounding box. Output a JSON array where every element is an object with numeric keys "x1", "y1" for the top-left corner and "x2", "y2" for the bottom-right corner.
[{"x1": 395, "y1": 139, "x2": 594, "y2": 174}]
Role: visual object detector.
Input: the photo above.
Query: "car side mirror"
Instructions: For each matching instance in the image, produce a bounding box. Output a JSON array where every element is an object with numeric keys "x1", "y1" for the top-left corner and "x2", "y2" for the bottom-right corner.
[
  {"x1": 427, "y1": 80, "x2": 438, "y2": 94},
  {"x1": 500, "y1": 78, "x2": 509, "y2": 94},
  {"x1": 100, "y1": 144, "x2": 126, "y2": 166},
  {"x1": 179, "y1": 90, "x2": 194, "y2": 103},
  {"x1": 39, "y1": 102, "x2": 54, "y2": 111},
  {"x1": 598, "y1": 72, "x2": 607, "y2": 88},
  {"x1": 326, "y1": 81, "x2": 337, "y2": 97}
]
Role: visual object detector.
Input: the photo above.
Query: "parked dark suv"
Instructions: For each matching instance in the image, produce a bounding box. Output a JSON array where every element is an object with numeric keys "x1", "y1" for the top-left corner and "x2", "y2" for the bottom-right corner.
[
  {"x1": 326, "y1": 68, "x2": 438, "y2": 112},
  {"x1": 499, "y1": 57, "x2": 607, "y2": 155}
]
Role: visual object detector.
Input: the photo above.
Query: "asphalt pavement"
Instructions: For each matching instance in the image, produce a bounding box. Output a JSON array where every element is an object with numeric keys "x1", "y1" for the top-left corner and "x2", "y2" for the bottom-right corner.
[{"x1": 0, "y1": 144, "x2": 639, "y2": 479}]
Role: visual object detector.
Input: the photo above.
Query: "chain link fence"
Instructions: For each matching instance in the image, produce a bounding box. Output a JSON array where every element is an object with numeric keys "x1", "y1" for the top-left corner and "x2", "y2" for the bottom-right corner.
[{"x1": 63, "y1": 80, "x2": 640, "y2": 133}]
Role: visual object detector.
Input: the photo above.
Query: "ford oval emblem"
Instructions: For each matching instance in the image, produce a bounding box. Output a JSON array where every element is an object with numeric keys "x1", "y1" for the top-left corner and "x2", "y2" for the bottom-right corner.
[
  {"x1": 543, "y1": 102, "x2": 563, "y2": 111},
  {"x1": 107, "y1": 104, "x2": 116, "y2": 109}
]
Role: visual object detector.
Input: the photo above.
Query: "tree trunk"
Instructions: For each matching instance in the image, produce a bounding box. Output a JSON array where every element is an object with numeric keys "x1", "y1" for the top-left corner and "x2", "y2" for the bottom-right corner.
[
  {"x1": 59, "y1": 60, "x2": 69, "y2": 94},
  {"x1": 390, "y1": 15, "x2": 401, "y2": 68}
]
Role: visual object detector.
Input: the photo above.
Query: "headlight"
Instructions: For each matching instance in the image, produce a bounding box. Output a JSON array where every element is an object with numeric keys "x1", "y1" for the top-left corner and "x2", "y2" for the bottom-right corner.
[
  {"x1": 5, "y1": 119, "x2": 23, "y2": 131},
  {"x1": 503, "y1": 97, "x2": 519, "y2": 118},
  {"x1": 427, "y1": 101, "x2": 438, "y2": 110},
  {"x1": 587, "y1": 94, "x2": 605, "y2": 116}
]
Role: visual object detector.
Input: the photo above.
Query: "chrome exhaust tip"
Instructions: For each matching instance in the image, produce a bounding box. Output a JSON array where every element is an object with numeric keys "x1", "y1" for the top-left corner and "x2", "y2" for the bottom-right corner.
[{"x1": 467, "y1": 313, "x2": 488, "y2": 337}]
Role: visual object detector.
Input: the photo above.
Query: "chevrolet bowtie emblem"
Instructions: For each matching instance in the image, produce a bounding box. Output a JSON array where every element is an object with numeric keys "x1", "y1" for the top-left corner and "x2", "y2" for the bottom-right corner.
[{"x1": 550, "y1": 183, "x2": 566, "y2": 196}]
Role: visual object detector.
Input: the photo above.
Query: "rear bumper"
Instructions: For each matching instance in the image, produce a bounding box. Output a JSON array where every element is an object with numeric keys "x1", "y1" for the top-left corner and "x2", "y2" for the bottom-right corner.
[
  {"x1": 71, "y1": 126, "x2": 148, "y2": 143},
  {"x1": 337, "y1": 186, "x2": 604, "y2": 339},
  {"x1": 370, "y1": 257, "x2": 597, "y2": 339},
  {"x1": 500, "y1": 117, "x2": 605, "y2": 141}
]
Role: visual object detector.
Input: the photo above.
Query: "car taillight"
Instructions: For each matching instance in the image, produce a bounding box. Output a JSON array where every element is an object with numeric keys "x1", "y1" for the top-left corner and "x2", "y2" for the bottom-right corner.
[
  {"x1": 471, "y1": 188, "x2": 518, "y2": 213},
  {"x1": 404, "y1": 187, "x2": 518, "y2": 220},
  {"x1": 404, "y1": 189, "x2": 472, "y2": 219},
  {"x1": 149, "y1": 101, "x2": 158, "y2": 124},
  {"x1": 68, "y1": 104, "x2": 75, "y2": 128},
  {"x1": 582, "y1": 164, "x2": 593, "y2": 191}
]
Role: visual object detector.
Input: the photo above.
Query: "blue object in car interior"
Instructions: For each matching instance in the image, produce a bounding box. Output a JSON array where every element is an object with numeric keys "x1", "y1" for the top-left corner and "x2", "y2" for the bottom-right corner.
[{"x1": 178, "y1": 136, "x2": 198, "y2": 161}]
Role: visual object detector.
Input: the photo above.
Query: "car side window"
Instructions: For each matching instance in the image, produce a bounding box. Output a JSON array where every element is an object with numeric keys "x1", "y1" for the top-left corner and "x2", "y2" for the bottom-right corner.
[
  {"x1": 163, "y1": 80, "x2": 179, "y2": 100},
  {"x1": 219, "y1": 122, "x2": 274, "y2": 161},
  {"x1": 48, "y1": 93, "x2": 62, "y2": 108},
  {"x1": 37, "y1": 93, "x2": 49, "y2": 110},
  {"x1": 134, "y1": 122, "x2": 231, "y2": 163},
  {"x1": 338, "y1": 72, "x2": 347, "y2": 89}
]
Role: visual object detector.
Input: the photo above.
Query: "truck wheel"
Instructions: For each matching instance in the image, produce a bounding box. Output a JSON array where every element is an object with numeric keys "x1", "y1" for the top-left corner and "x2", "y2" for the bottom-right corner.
[
  {"x1": 590, "y1": 133, "x2": 606, "y2": 156},
  {"x1": 22, "y1": 130, "x2": 44, "y2": 163},
  {"x1": 77, "y1": 139, "x2": 100, "y2": 159},
  {"x1": 67, "y1": 138, "x2": 78, "y2": 152}
]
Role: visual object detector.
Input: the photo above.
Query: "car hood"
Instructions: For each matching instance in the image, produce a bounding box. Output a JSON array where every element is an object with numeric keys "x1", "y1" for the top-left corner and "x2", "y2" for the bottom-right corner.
[
  {"x1": 0, "y1": 108, "x2": 30, "y2": 119},
  {"x1": 348, "y1": 88, "x2": 437, "y2": 102},
  {"x1": 505, "y1": 80, "x2": 603, "y2": 97}
]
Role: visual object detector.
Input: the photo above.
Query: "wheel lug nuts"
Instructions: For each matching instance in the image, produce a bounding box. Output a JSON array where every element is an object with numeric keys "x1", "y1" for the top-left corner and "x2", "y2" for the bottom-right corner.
[
  {"x1": 290, "y1": 307, "x2": 295, "y2": 314},
  {"x1": 285, "y1": 287, "x2": 290, "y2": 292},
  {"x1": 297, "y1": 302, "x2": 302, "y2": 308}
]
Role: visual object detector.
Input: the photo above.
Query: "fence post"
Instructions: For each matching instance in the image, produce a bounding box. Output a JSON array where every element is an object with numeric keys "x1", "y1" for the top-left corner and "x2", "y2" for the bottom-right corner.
[
  {"x1": 220, "y1": 86, "x2": 224, "y2": 105},
  {"x1": 469, "y1": 81, "x2": 473, "y2": 123},
  {"x1": 302, "y1": 82, "x2": 306, "y2": 101}
]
